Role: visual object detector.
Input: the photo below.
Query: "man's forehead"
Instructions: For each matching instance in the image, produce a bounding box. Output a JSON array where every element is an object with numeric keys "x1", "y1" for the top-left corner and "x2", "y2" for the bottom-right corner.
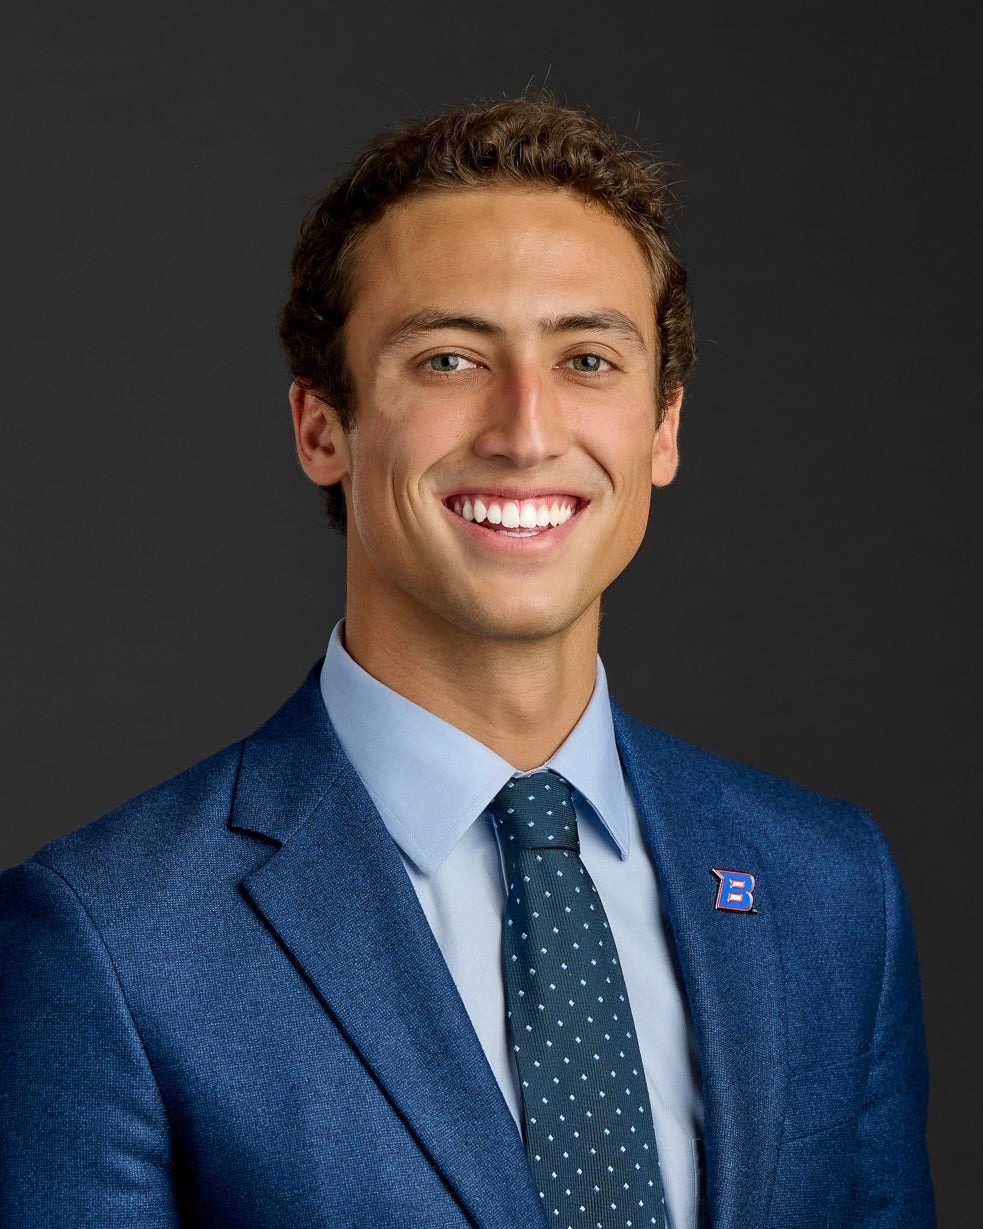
[
  {"x1": 362, "y1": 183, "x2": 635, "y2": 253},
  {"x1": 347, "y1": 185, "x2": 658, "y2": 340}
]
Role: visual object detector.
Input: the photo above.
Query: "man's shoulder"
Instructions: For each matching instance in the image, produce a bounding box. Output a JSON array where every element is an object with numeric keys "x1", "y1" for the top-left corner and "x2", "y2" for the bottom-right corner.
[
  {"x1": 612, "y1": 702, "x2": 889, "y2": 865},
  {"x1": 36, "y1": 740, "x2": 243, "y2": 868},
  {"x1": 8, "y1": 663, "x2": 333, "y2": 906}
]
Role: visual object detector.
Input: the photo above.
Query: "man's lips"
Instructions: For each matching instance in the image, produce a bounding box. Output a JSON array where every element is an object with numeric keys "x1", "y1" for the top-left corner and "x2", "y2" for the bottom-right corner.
[{"x1": 444, "y1": 493, "x2": 584, "y2": 534}]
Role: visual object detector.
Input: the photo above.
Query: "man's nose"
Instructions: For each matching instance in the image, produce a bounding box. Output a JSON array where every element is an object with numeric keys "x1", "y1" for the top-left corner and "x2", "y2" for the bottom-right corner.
[{"x1": 472, "y1": 369, "x2": 569, "y2": 467}]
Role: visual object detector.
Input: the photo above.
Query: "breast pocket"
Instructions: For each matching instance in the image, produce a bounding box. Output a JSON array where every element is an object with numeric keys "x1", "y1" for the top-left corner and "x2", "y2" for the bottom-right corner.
[
  {"x1": 766, "y1": 1057, "x2": 867, "y2": 1228},
  {"x1": 781, "y1": 1054, "x2": 867, "y2": 1141}
]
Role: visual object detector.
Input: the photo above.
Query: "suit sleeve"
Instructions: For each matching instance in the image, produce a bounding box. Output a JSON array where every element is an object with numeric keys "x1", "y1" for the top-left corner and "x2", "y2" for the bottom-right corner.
[
  {"x1": 851, "y1": 825, "x2": 936, "y2": 1227},
  {"x1": 0, "y1": 860, "x2": 180, "y2": 1227}
]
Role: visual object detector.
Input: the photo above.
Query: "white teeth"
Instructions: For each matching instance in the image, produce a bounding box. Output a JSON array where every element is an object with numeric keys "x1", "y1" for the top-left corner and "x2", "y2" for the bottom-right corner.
[{"x1": 450, "y1": 496, "x2": 578, "y2": 530}]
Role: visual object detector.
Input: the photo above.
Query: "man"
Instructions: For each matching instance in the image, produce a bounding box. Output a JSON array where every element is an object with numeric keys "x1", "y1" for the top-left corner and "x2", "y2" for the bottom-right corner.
[{"x1": 0, "y1": 97, "x2": 934, "y2": 1228}]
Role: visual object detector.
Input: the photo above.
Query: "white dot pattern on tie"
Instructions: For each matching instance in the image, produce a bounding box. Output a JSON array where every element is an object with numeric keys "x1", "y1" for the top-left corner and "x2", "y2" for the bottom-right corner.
[{"x1": 492, "y1": 772, "x2": 667, "y2": 1229}]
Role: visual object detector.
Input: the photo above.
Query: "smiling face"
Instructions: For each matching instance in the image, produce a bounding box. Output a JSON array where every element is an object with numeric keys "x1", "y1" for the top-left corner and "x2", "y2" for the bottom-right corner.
[{"x1": 292, "y1": 187, "x2": 681, "y2": 663}]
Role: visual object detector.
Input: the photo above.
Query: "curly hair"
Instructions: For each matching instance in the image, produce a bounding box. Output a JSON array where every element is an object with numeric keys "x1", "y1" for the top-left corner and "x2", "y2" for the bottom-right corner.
[{"x1": 279, "y1": 95, "x2": 696, "y2": 530}]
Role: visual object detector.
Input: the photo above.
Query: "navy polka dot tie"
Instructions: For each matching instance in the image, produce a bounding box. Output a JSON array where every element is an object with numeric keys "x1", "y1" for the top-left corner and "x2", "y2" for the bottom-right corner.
[{"x1": 490, "y1": 771, "x2": 667, "y2": 1229}]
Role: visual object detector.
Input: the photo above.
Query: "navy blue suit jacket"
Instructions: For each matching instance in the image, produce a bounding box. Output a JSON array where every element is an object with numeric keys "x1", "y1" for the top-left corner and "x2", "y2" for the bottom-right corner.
[{"x1": 0, "y1": 666, "x2": 934, "y2": 1227}]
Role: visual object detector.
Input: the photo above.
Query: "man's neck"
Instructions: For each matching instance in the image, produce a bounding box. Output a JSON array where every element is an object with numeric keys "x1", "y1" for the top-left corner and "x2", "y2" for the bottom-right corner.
[{"x1": 342, "y1": 607, "x2": 600, "y2": 771}]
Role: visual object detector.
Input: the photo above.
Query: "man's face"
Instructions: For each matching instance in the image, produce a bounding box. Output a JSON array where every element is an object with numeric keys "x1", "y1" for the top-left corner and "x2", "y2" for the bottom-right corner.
[{"x1": 293, "y1": 187, "x2": 680, "y2": 651}]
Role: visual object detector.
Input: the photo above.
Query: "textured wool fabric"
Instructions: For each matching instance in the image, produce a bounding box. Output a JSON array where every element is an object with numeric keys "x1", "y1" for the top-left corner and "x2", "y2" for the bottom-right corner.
[
  {"x1": 0, "y1": 665, "x2": 935, "y2": 1227},
  {"x1": 493, "y1": 772, "x2": 666, "y2": 1229}
]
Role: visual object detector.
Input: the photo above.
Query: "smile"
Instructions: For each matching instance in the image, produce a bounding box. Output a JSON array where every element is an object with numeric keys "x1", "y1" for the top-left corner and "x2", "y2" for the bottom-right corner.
[{"x1": 446, "y1": 495, "x2": 582, "y2": 536}]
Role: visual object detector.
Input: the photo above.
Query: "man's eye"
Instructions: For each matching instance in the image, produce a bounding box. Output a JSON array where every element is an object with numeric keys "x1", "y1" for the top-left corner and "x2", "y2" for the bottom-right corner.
[
  {"x1": 569, "y1": 354, "x2": 610, "y2": 374},
  {"x1": 425, "y1": 353, "x2": 477, "y2": 374}
]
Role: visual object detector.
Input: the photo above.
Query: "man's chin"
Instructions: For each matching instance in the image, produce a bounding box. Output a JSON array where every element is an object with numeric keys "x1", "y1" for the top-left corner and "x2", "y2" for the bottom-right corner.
[{"x1": 443, "y1": 594, "x2": 599, "y2": 647}]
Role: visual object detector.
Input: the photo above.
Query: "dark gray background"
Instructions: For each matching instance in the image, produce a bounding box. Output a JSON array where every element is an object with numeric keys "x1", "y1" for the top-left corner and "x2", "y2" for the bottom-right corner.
[{"x1": 2, "y1": 0, "x2": 978, "y2": 1220}]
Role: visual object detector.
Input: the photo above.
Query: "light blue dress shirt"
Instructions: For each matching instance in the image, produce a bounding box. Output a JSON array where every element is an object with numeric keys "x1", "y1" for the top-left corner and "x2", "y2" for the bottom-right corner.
[{"x1": 320, "y1": 623, "x2": 704, "y2": 1228}]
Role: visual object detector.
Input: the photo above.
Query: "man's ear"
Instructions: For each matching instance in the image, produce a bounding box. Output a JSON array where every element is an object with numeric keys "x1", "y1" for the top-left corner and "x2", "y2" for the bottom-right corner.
[
  {"x1": 651, "y1": 386, "x2": 683, "y2": 488},
  {"x1": 290, "y1": 381, "x2": 352, "y2": 486}
]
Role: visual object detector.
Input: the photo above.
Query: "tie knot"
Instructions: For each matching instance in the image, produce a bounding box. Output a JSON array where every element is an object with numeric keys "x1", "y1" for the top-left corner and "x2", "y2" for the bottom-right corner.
[{"x1": 489, "y1": 771, "x2": 579, "y2": 851}]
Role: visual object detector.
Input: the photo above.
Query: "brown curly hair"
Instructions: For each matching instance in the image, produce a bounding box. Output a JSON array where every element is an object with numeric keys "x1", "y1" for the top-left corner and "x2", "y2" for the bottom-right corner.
[{"x1": 279, "y1": 95, "x2": 696, "y2": 531}]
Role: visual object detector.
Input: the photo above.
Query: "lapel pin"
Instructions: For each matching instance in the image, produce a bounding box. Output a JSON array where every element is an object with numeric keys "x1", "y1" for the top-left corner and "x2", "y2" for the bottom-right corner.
[{"x1": 711, "y1": 867, "x2": 756, "y2": 912}]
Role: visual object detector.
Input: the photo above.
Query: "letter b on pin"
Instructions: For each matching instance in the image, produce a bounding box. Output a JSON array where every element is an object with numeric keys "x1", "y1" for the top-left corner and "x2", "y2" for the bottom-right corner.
[{"x1": 712, "y1": 868, "x2": 756, "y2": 912}]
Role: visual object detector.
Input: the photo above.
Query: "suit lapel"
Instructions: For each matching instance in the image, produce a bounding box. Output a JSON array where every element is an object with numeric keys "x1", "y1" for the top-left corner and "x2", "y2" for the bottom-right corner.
[
  {"x1": 613, "y1": 705, "x2": 787, "y2": 1229},
  {"x1": 230, "y1": 670, "x2": 546, "y2": 1229},
  {"x1": 226, "y1": 670, "x2": 787, "y2": 1228}
]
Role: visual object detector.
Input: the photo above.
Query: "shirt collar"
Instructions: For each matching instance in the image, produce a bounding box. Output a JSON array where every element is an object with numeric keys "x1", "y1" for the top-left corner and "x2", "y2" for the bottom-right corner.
[{"x1": 319, "y1": 622, "x2": 631, "y2": 874}]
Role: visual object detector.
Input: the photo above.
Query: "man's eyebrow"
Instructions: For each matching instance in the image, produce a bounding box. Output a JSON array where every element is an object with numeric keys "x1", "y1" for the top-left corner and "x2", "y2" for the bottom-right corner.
[
  {"x1": 381, "y1": 311, "x2": 506, "y2": 353},
  {"x1": 380, "y1": 308, "x2": 649, "y2": 355},
  {"x1": 541, "y1": 312, "x2": 649, "y2": 354}
]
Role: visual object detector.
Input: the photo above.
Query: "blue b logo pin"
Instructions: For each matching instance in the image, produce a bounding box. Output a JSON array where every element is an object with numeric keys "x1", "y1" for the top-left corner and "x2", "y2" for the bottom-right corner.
[{"x1": 712, "y1": 868, "x2": 756, "y2": 912}]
